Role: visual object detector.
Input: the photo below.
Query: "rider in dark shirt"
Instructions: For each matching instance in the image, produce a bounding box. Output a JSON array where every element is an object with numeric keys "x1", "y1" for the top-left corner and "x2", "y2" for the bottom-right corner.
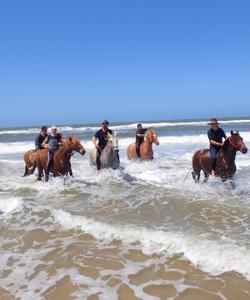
[
  {"x1": 136, "y1": 123, "x2": 148, "y2": 158},
  {"x1": 92, "y1": 120, "x2": 113, "y2": 172},
  {"x1": 207, "y1": 118, "x2": 227, "y2": 176},
  {"x1": 35, "y1": 126, "x2": 48, "y2": 150},
  {"x1": 42, "y1": 126, "x2": 63, "y2": 181}
]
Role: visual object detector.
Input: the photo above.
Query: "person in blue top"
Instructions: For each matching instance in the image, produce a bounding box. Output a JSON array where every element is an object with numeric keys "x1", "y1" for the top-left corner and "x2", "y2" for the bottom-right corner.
[
  {"x1": 207, "y1": 118, "x2": 227, "y2": 176},
  {"x1": 92, "y1": 120, "x2": 113, "y2": 172},
  {"x1": 136, "y1": 123, "x2": 148, "y2": 158},
  {"x1": 42, "y1": 126, "x2": 63, "y2": 181},
  {"x1": 35, "y1": 126, "x2": 48, "y2": 150}
]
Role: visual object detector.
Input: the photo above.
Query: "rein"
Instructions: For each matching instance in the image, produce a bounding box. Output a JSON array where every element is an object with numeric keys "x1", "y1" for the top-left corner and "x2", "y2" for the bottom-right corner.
[{"x1": 228, "y1": 137, "x2": 240, "y2": 149}]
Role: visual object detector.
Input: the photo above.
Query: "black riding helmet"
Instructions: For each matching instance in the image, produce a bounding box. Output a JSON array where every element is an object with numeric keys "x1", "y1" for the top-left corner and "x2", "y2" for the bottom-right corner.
[{"x1": 102, "y1": 120, "x2": 109, "y2": 126}]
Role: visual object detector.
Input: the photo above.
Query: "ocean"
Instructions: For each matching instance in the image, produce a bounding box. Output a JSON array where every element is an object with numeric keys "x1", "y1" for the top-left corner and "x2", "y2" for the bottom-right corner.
[{"x1": 0, "y1": 118, "x2": 250, "y2": 300}]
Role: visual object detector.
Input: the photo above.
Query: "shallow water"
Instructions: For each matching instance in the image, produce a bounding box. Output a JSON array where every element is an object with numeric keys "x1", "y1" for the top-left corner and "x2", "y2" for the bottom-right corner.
[{"x1": 0, "y1": 119, "x2": 250, "y2": 300}]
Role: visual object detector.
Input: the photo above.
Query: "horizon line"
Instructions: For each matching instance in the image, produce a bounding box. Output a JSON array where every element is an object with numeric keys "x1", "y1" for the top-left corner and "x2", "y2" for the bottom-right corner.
[{"x1": 1, "y1": 115, "x2": 250, "y2": 129}]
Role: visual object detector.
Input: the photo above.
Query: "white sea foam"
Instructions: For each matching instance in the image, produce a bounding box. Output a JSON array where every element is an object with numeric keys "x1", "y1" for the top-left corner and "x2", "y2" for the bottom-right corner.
[
  {"x1": 52, "y1": 208, "x2": 250, "y2": 280},
  {"x1": 1, "y1": 131, "x2": 250, "y2": 155},
  {"x1": 0, "y1": 119, "x2": 250, "y2": 135},
  {"x1": 0, "y1": 197, "x2": 23, "y2": 215}
]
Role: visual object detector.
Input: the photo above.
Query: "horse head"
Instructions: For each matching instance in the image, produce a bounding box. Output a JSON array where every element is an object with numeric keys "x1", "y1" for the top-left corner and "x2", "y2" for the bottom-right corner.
[
  {"x1": 68, "y1": 135, "x2": 86, "y2": 155},
  {"x1": 107, "y1": 133, "x2": 119, "y2": 152},
  {"x1": 227, "y1": 130, "x2": 248, "y2": 154},
  {"x1": 145, "y1": 129, "x2": 160, "y2": 145}
]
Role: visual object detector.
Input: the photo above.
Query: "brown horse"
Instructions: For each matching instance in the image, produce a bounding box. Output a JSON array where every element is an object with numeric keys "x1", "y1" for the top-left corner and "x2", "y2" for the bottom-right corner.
[
  {"x1": 127, "y1": 129, "x2": 159, "y2": 160},
  {"x1": 192, "y1": 131, "x2": 248, "y2": 183},
  {"x1": 23, "y1": 149, "x2": 38, "y2": 176},
  {"x1": 36, "y1": 135, "x2": 86, "y2": 181}
]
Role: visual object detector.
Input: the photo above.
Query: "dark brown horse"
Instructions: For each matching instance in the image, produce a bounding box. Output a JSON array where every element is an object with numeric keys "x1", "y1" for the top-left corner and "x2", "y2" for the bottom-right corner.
[
  {"x1": 127, "y1": 129, "x2": 160, "y2": 160},
  {"x1": 36, "y1": 135, "x2": 86, "y2": 181},
  {"x1": 192, "y1": 131, "x2": 248, "y2": 183}
]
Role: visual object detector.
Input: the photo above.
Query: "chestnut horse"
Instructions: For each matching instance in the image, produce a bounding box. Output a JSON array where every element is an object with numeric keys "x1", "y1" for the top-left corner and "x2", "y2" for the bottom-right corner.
[
  {"x1": 192, "y1": 131, "x2": 248, "y2": 183},
  {"x1": 36, "y1": 135, "x2": 86, "y2": 181},
  {"x1": 23, "y1": 150, "x2": 38, "y2": 176},
  {"x1": 23, "y1": 138, "x2": 71, "y2": 176},
  {"x1": 127, "y1": 129, "x2": 159, "y2": 160}
]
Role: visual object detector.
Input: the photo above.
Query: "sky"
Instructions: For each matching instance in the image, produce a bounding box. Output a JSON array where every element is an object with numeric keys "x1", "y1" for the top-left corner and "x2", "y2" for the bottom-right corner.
[{"x1": 0, "y1": 0, "x2": 249, "y2": 127}]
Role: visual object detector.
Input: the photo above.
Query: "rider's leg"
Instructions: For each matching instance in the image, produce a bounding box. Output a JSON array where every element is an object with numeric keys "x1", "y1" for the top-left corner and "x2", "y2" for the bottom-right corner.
[
  {"x1": 136, "y1": 141, "x2": 141, "y2": 158},
  {"x1": 45, "y1": 150, "x2": 54, "y2": 181},
  {"x1": 210, "y1": 146, "x2": 217, "y2": 176},
  {"x1": 96, "y1": 148, "x2": 102, "y2": 171}
]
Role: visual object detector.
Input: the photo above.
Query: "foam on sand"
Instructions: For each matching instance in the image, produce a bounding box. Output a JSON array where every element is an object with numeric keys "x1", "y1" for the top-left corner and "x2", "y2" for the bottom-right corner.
[{"x1": 52, "y1": 208, "x2": 250, "y2": 280}]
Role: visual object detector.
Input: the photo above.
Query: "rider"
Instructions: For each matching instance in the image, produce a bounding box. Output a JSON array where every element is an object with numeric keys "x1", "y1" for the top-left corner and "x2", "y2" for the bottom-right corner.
[
  {"x1": 136, "y1": 123, "x2": 148, "y2": 158},
  {"x1": 207, "y1": 118, "x2": 227, "y2": 176},
  {"x1": 92, "y1": 120, "x2": 113, "y2": 173},
  {"x1": 35, "y1": 126, "x2": 48, "y2": 150},
  {"x1": 42, "y1": 126, "x2": 63, "y2": 181}
]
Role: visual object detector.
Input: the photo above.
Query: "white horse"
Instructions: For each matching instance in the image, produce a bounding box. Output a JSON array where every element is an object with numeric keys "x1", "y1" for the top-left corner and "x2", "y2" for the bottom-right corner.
[{"x1": 90, "y1": 133, "x2": 120, "y2": 170}]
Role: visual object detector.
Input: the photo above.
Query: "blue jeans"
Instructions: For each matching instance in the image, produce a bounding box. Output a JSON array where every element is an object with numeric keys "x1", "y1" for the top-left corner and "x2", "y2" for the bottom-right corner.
[
  {"x1": 210, "y1": 146, "x2": 219, "y2": 170},
  {"x1": 46, "y1": 150, "x2": 55, "y2": 175}
]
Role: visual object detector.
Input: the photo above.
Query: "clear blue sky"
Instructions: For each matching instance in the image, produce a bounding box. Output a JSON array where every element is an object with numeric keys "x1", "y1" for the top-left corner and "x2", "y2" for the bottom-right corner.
[{"x1": 0, "y1": 0, "x2": 249, "y2": 127}]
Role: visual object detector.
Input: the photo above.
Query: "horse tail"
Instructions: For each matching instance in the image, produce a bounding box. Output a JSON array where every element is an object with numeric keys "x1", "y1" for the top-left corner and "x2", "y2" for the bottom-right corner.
[{"x1": 192, "y1": 150, "x2": 202, "y2": 182}]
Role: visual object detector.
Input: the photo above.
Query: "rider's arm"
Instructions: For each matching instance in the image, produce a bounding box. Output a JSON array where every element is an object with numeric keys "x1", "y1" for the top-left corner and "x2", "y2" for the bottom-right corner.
[
  {"x1": 92, "y1": 136, "x2": 99, "y2": 149},
  {"x1": 208, "y1": 130, "x2": 223, "y2": 147},
  {"x1": 42, "y1": 137, "x2": 48, "y2": 148},
  {"x1": 210, "y1": 140, "x2": 223, "y2": 147}
]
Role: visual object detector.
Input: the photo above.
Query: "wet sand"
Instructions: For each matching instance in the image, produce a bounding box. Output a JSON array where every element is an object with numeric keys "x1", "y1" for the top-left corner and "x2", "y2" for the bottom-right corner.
[{"x1": 0, "y1": 223, "x2": 250, "y2": 300}]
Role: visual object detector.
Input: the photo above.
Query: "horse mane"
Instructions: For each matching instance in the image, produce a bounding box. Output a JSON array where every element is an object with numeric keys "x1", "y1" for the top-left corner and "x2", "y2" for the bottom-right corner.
[
  {"x1": 59, "y1": 135, "x2": 79, "y2": 152},
  {"x1": 222, "y1": 137, "x2": 230, "y2": 152},
  {"x1": 145, "y1": 128, "x2": 155, "y2": 136}
]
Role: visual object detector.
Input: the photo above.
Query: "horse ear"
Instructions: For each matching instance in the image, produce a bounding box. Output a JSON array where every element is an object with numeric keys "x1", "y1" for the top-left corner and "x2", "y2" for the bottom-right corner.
[
  {"x1": 236, "y1": 130, "x2": 239, "y2": 135},
  {"x1": 230, "y1": 130, "x2": 234, "y2": 136},
  {"x1": 68, "y1": 136, "x2": 72, "y2": 142}
]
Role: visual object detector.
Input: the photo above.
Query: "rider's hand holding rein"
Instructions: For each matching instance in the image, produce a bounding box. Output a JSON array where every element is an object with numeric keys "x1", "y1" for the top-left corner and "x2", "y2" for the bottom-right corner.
[{"x1": 210, "y1": 140, "x2": 224, "y2": 147}]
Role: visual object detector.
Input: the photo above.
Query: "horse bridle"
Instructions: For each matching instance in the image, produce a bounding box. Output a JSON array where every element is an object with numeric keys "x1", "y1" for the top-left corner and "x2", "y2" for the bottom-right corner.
[
  {"x1": 228, "y1": 136, "x2": 242, "y2": 150},
  {"x1": 147, "y1": 131, "x2": 158, "y2": 143}
]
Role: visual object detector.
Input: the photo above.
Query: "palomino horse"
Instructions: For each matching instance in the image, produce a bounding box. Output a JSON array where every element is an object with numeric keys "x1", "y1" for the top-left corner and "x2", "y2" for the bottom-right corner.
[
  {"x1": 36, "y1": 135, "x2": 86, "y2": 181},
  {"x1": 192, "y1": 131, "x2": 248, "y2": 183},
  {"x1": 127, "y1": 129, "x2": 159, "y2": 160},
  {"x1": 90, "y1": 133, "x2": 120, "y2": 170}
]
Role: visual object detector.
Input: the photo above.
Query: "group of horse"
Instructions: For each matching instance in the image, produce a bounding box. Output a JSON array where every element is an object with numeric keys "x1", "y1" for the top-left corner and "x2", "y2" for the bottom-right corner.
[{"x1": 23, "y1": 129, "x2": 248, "y2": 183}]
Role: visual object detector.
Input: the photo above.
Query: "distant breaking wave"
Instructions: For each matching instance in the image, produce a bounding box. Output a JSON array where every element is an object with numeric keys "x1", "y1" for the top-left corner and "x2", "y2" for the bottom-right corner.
[
  {"x1": 1, "y1": 131, "x2": 250, "y2": 155},
  {"x1": 0, "y1": 119, "x2": 250, "y2": 135}
]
